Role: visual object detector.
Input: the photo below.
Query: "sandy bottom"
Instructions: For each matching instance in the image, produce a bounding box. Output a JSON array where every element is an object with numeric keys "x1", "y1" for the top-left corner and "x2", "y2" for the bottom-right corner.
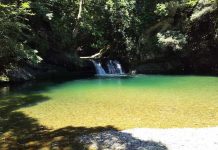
[
  {"x1": 16, "y1": 76, "x2": 218, "y2": 129},
  {"x1": 123, "y1": 127, "x2": 218, "y2": 150}
]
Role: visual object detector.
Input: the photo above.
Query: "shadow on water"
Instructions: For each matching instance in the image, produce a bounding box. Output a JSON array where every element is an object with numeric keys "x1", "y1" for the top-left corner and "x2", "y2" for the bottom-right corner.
[{"x1": 0, "y1": 83, "x2": 168, "y2": 150}]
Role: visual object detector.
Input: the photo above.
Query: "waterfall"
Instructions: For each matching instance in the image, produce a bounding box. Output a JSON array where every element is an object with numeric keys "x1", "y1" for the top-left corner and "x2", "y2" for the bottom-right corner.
[
  {"x1": 91, "y1": 60, "x2": 124, "y2": 76},
  {"x1": 107, "y1": 60, "x2": 124, "y2": 74},
  {"x1": 113, "y1": 60, "x2": 124, "y2": 74},
  {"x1": 107, "y1": 60, "x2": 116, "y2": 74},
  {"x1": 91, "y1": 60, "x2": 106, "y2": 75}
]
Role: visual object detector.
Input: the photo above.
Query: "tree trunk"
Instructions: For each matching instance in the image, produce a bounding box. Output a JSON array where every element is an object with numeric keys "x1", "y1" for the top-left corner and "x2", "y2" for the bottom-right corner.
[{"x1": 73, "y1": 0, "x2": 83, "y2": 38}]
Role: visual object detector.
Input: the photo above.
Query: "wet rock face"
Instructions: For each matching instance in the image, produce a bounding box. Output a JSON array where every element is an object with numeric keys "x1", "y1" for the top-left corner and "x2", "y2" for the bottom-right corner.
[
  {"x1": 2, "y1": 64, "x2": 64, "y2": 82},
  {"x1": 78, "y1": 130, "x2": 167, "y2": 150},
  {"x1": 6, "y1": 67, "x2": 35, "y2": 82}
]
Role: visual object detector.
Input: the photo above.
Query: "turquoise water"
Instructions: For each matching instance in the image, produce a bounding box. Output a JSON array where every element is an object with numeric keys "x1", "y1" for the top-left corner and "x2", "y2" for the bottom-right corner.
[{"x1": 2, "y1": 75, "x2": 218, "y2": 129}]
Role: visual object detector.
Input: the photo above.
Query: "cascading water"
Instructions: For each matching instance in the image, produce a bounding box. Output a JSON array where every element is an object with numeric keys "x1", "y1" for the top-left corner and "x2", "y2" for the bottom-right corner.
[
  {"x1": 91, "y1": 60, "x2": 125, "y2": 76},
  {"x1": 113, "y1": 60, "x2": 124, "y2": 74},
  {"x1": 107, "y1": 60, "x2": 124, "y2": 74},
  {"x1": 91, "y1": 60, "x2": 106, "y2": 75},
  {"x1": 107, "y1": 60, "x2": 116, "y2": 74}
]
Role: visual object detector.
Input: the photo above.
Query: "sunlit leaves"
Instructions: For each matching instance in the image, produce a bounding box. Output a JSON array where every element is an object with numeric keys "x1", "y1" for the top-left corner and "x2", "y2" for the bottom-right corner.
[
  {"x1": 21, "y1": 2, "x2": 30, "y2": 9},
  {"x1": 157, "y1": 31, "x2": 187, "y2": 50},
  {"x1": 0, "y1": 1, "x2": 42, "y2": 65},
  {"x1": 186, "y1": 0, "x2": 199, "y2": 6},
  {"x1": 155, "y1": 3, "x2": 168, "y2": 16}
]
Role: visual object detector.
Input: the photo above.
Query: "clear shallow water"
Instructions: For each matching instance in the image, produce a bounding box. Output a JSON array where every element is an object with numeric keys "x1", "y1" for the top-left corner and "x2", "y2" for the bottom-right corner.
[{"x1": 4, "y1": 75, "x2": 218, "y2": 129}]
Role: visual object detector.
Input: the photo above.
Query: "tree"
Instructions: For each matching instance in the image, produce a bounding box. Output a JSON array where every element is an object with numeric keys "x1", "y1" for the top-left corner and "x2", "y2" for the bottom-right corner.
[{"x1": 0, "y1": 1, "x2": 42, "y2": 71}]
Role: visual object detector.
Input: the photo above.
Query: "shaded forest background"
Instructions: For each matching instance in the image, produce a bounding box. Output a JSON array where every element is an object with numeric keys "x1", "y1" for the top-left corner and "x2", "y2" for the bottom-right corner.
[{"x1": 1, "y1": 0, "x2": 218, "y2": 82}]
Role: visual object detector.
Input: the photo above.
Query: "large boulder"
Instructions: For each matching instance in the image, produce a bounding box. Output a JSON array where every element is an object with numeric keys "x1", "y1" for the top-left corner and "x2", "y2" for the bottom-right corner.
[{"x1": 5, "y1": 67, "x2": 35, "y2": 82}]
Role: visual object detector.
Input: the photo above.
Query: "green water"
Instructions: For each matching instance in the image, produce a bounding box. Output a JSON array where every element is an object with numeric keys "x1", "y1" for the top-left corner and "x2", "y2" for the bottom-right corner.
[{"x1": 3, "y1": 75, "x2": 218, "y2": 129}]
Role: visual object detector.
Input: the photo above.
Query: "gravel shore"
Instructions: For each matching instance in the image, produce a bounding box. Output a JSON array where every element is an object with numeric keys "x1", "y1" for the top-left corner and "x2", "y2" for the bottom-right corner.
[
  {"x1": 124, "y1": 127, "x2": 218, "y2": 150},
  {"x1": 78, "y1": 127, "x2": 218, "y2": 150}
]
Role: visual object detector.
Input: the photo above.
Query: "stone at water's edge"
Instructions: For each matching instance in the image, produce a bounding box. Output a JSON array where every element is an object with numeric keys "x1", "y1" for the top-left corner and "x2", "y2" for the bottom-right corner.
[
  {"x1": 6, "y1": 67, "x2": 35, "y2": 82},
  {"x1": 0, "y1": 64, "x2": 84, "y2": 83}
]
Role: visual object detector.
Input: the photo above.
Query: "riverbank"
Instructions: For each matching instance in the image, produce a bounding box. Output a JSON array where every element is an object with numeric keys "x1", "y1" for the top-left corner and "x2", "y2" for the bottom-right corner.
[
  {"x1": 1, "y1": 63, "x2": 218, "y2": 84},
  {"x1": 0, "y1": 60, "x2": 95, "y2": 83},
  {"x1": 78, "y1": 127, "x2": 218, "y2": 150}
]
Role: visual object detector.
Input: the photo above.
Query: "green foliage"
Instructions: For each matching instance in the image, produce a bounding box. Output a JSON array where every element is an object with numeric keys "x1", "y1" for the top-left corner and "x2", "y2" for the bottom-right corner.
[
  {"x1": 186, "y1": 0, "x2": 215, "y2": 6},
  {"x1": 78, "y1": 0, "x2": 138, "y2": 61},
  {"x1": 0, "y1": 1, "x2": 42, "y2": 67},
  {"x1": 30, "y1": 0, "x2": 78, "y2": 56},
  {"x1": 155, "y1": 3, "x2": 168, "y2": 16},
  {"x1": 157, "y1": 31, "x2": 187, "y2": 50},
  {"x1": 186, "y1": 0, "x2": 199, "y2": 6},
  {"x1": 155, "y1": 1, "x2": 179, "y2": 17},
  {"x1": 1, "y1": 0, "x2": 218, "y2": 74}
]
